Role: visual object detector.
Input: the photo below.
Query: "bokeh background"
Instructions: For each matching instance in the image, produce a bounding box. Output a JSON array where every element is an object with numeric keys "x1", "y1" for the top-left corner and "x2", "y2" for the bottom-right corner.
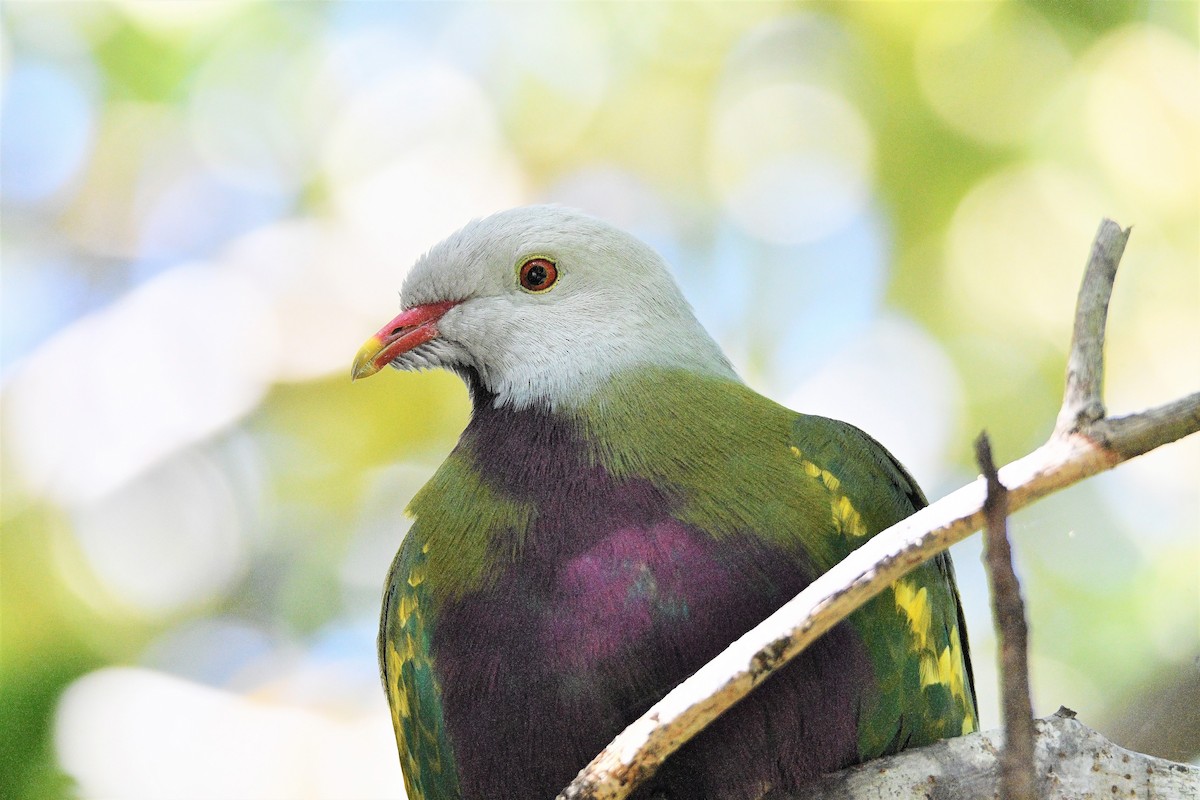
[{"x1": 2, "y1": 2, "x2": 1197, "y2": 799}]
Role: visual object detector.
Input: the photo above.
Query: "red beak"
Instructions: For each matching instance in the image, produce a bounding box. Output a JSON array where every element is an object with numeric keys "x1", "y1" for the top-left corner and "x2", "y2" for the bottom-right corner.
[{"x1": 351, "y1": 300, "x2": 459, "y2": 381}]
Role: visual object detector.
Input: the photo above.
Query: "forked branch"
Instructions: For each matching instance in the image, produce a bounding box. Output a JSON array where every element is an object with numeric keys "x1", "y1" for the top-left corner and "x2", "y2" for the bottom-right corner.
[{"x1": 557, "y1": 219, "x2": 1200, "y2": 800}]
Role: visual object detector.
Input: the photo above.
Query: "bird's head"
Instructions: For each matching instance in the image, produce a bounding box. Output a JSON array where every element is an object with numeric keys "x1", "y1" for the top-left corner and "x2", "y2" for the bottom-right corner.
[{"x1": 352, "y1": 205, "x2": 736, "y2": 411}]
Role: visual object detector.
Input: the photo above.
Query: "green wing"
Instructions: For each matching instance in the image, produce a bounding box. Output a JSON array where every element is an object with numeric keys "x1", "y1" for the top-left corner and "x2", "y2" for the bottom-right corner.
[
  {"x1": 789, "y1": 414, "x2": 978, "y2": 758},
  {"x1": 379, "y1": 528, "x2": 461, "y2": 800}
]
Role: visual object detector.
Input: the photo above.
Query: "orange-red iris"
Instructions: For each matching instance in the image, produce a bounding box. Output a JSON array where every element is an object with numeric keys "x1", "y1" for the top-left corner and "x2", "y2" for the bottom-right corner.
[{"x1": 519, "y1": 258, "x2": 558, "y2": 292}]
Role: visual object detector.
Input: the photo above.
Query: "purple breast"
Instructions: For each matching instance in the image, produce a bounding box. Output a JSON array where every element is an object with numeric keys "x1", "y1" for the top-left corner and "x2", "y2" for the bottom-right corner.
[
  {"x1": 544, "y1": 518, "x2": 735, "y2": 672},
  {"x1": 430, "y1": 393, "x2": 870, "y2": 800}
]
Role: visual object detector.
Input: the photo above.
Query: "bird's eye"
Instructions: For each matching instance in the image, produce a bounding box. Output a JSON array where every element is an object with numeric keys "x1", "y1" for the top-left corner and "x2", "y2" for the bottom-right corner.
[{"x1": 518, "y1": 258, "x2": 558, "y2": 293}]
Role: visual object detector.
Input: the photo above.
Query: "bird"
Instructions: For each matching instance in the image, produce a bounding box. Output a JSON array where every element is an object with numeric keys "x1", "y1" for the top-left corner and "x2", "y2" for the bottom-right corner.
[{"x1": 351, "y1": 205, "x2": 977, "y2": 800}]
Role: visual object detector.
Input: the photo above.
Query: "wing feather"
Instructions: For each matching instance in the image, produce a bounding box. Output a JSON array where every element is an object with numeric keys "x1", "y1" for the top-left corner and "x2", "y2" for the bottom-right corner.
[
  {"x1": 789, "y1": 414, "x2": 978, "y2": 756},
  {"x1": 380, "y1": 529, "x2": 461, "y2": 800}
]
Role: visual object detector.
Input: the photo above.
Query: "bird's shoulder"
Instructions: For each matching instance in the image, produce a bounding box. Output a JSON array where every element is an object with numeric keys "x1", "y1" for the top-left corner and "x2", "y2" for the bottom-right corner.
[
  {"x1": 787, "y1": 412, "x2": 927, "y2": 530},
  {"x1": 580, "y1": 369, "x2": 920, "y2": 568}
]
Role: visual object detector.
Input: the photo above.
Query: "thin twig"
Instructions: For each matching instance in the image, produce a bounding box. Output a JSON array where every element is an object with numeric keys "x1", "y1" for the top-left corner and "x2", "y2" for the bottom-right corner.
[
  {"x1": 1096, "y1": 391, "x2": 1200, "y2": 459},
  {"x1": 976, "y1": 432, "x2": 1036, "y2": 800},
  {"x1": 558, "y1": 219, "x2": 1200, "y2": 800},
  {"x1": 1055, "y1": 218, "x2": 1130, "y2": 436}
]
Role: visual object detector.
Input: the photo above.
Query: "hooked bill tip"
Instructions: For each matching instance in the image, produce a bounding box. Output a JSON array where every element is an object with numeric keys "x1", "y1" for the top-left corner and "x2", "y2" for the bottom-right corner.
[{"x1": 351, "y1": 336, "x2": 387, "y2": 381}]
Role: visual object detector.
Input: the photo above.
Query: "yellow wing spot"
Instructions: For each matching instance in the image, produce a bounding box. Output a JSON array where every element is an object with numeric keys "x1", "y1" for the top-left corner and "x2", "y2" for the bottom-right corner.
[
  {"x1": 947, "y1": 624, "x2": 977, "y2": 732},
  {"x1": 832, "y1": 495, "x2": 867, "y2": 537},
  {"x1": 894, "y1": 580, "x2": 933, "y2": 651},
  {"x1": 918, "y1": 638, "x2": 974, "y2": 720},
  {"x1": 818, "y1": 469, "x2": 841, "y2": 493},
  {"x1": 387, "y1": 645, "x2": 409, "y2": 724},
  {"x1": 401, "y1": 630, "x2": 418, "y2": 661},
  {"x1": 387, "y1": 645, "x2": 411, "y2": 720},
  {"x1": 408, "y1": 561, "x2": 426, "y2": 587},
  {"x1": 905, "y1": 596, "x2": 977, "y2": 733},
  {"x1": 918, "y1": 649, "x2": 952, "y2": 688},
  {"x1": 789, "y1": 447, "x2": 869, "y2": 538},
  {"x1": 398, "y1": 593, "x2": 419, "y2": 624}
]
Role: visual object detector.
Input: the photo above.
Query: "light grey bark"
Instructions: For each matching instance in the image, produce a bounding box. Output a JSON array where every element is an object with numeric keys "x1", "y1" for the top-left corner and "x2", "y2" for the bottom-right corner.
[{"x1": 779, "y1": 710, "x2": 1200, "y2": 800}]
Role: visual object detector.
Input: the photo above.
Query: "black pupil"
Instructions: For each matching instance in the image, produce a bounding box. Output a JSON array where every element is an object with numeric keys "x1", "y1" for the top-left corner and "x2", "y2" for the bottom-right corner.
[{"x1": 525, "y1": 263, "x2": 547, "y2": 287}]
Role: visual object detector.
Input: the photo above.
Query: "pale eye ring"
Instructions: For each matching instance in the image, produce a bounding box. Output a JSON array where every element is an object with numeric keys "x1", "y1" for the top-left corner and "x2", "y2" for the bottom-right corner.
[{"x1": 518, "y1": 258, "x2": 558, "y2": 292}]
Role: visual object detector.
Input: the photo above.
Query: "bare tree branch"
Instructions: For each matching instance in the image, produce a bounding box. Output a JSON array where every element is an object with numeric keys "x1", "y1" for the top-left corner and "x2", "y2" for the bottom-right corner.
[
  {"x1": 1098, "y1": 392, "x2": 1200, "y2": 459},
  {"x1": 779, "y1": 710, "x2": 1200, "y2": 800},
  {"x1": 557, "y1": 219, "x2": 1200, "y2": 800},
  {"x1": 1055, "y1": 219, "x2": 1131, "y2": 436},
  {"x1": 976, "y1": 432, "x2": 1035, "y2": 800}
]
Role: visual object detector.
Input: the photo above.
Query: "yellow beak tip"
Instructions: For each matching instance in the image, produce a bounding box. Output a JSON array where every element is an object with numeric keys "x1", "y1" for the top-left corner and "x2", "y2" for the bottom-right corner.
[
  {"x1": 351, "y1": 338, "x2": 387, "y2": 382},
  {"x1": 351, "y1": 360, "x2": 382, "y2": 382}
]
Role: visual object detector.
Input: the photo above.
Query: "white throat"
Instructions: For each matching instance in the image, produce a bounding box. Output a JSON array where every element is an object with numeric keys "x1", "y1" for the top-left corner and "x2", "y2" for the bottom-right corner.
[{"x1": 436, "y1": 291, "x2": 739, "y2": 411}]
